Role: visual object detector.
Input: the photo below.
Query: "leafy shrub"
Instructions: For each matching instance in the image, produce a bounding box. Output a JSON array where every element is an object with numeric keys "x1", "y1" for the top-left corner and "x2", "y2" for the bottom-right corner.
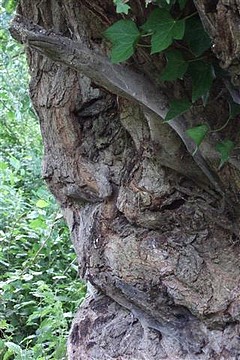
[{"x1": 0, "y1": 7, "x2": 86, "y2": 360}]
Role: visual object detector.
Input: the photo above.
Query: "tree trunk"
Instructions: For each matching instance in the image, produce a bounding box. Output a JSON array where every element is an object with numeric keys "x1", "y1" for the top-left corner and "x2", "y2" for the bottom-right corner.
[{"x1": 10, "y1": 1, "x2": 240, "y2": 358}]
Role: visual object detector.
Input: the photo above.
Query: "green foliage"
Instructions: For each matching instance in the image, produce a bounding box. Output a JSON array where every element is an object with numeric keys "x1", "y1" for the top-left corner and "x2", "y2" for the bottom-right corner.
[
  {"x1": 165, "y1": 98, "x2": 191, "y2": 121},
  {"x1": 141, "y1": 9, "x2": 185, "y2": 54},
  {"x1": 216, "y1": 140, "x2": 235, "y2": 168},
  {"x1": 188, "y1": 61, "x2": 214, "y2": 102},
  {"x1": 104, "y1": 1, "x2": 213, "y2": 110},
  {"x1": 104, "y1": 20, "x2": 140, "y2": 63},
  {"x1": 186, "y1": 124, "x2": 209, "y2": 150},
  {"x1": 0, "y1": 11, "x2": 86, "y2": 360},
  {"x1": 105, "y1": 0, "x2": 237, "y2": 166},
  {"x1": 104, "y1": 0, "x2": 214, "y2": 109},
  {"x1": 1, "y1": 0, "x2": 17, "y2": 14},
  {"x1": 184, "y1": 17, "x2": 211, "y2": 56},
  {"x1": 161, "y1": 49, "x2": 188, "y2": 81},
  {"x1": 113, "y1": 0, "x2": 130, "y2": 14}
]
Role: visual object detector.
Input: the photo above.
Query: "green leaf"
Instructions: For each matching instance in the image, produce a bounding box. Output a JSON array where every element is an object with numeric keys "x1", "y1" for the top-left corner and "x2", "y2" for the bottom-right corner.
[
  {"x1": 165, "y1": 98, "x2": 191, "y2": 121},
  {"x1": 141, "y1": 9, "x2": 185, "y2": 54},
  {"x1": 0, "y1": 339, "x2": 4, "y2": 349},
  {"x1": 0, "y1": 320, "x2": 8, "y2": 330},
  {"x1": 186, "y1": 124, "x2": 209, "y2": 147},
  {"x1": 184, "y1": 18, "x2": 211, "y2": 56},
  {"x1": 104, "y1": 20, "x2": 140, "y2": 63},
  {"x1": 113, "y1": 0, "x2": 130, "y2": 14},
  {"x1": 0, "y1": 161, "x2": 8, "y2": 170},
  {"x1": 2, "y1": 0, "x2": 17, "y2": 13},
  {"x1": 29, "y1": 217, "x2": 46, "y2": 230},
  {"x1": 161, "y1": 49, "x2": 188, "y2": 81},
  {"x1": 36, "y1": 199, "x2": 49, "y2": 208},
  {"x1": 9, "y1": 156, "x2": 21, "y2": 171},
  {"x1": 188, "y1": 61, "x2": 214, "y2": 102},
  {"x1": 216, "y1": 140, "x2": 234, "y2": 168},
  {"x1": 3, "y1": 349, "x2": 14, "y2": 360},
  {"x1": 109, "y1": 43, "x2": 134, "y2": 63},
  {"x1": 4, "y1": 342, "x2": 22, "y2": 355}
]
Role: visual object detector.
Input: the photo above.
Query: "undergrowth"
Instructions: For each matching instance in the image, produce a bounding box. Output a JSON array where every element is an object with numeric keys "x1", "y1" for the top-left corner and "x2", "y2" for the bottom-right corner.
[{"x1": 0, "y1": 7, "x2": 86, "y2": 360}]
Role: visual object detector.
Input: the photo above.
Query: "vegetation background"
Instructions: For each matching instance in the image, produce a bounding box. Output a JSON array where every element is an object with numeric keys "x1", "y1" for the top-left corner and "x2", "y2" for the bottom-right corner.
[{"x1": 0, "y1": 3, "x2": 86, "y2": 359}]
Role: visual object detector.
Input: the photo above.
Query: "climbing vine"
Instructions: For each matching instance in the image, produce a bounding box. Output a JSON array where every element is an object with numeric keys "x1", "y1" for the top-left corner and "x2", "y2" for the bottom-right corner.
[{"x1": 105, "y1": 0, "x2": 240, "y2": 167}]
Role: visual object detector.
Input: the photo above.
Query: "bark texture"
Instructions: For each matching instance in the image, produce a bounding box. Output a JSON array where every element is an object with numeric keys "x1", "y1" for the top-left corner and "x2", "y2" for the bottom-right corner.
[{"x1": 11, "y1": 0, "x2": 240, "y2": 358}]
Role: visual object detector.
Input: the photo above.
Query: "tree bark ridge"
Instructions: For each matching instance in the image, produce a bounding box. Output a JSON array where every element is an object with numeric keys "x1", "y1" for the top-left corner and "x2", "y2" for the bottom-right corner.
[
  {"x1": 10, "y1": 1, "x2": 240, "y2": 358},
  {"x1": 10, "y1": 14, "x2": 232, "y2": 197}
]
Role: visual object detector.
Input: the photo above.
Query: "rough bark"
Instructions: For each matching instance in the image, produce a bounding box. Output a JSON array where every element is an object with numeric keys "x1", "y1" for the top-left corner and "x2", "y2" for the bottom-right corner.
[{"x1": 10, "y1": 0, "x2": 240, "y2": 358}]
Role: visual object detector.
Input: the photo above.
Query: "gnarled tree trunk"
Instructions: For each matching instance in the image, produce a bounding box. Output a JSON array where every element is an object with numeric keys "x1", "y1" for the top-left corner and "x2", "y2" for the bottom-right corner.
[{"x1": 11, "y1": 1, "x2": 240, "y2": 358}]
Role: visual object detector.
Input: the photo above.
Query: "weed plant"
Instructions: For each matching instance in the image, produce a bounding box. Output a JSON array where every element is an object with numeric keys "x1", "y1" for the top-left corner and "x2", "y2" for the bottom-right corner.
[{"x1": 0, "y1": 8, "x2": 86, "y2": 360}]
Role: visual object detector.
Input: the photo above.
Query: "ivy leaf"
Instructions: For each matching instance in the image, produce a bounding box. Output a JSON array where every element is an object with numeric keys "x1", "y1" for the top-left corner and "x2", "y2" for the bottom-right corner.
[
  {"x1": 216, "y1": 140, "x2": 235, "y2": 168},
  {"x1": 186, "y1": 124, "x2": 209, "y2": 148},
  {"x1": 104, "y1": 20, "x2": 140, "y2": 63},
  {"x1": 142, "y1": 9, "x2": 185, "y2": 54},
  {"x1": 165, "y1": 98, "x2": 191, "y2": 121},
  {"x1": 188, "y1": 61, "x2": 214, "y2": 102},
  {"x1": 108, "y1": 43, "x2": 135, "y2": 63},
  {"x1": 184, "y1": 18, "x2": 211, "y2": 56},
  {"x1": 113, "y1": 0, "x2": 131, "y2": 14},
  {"x1": 161, "y1": 49, "x2": 188, "y2": 81}
]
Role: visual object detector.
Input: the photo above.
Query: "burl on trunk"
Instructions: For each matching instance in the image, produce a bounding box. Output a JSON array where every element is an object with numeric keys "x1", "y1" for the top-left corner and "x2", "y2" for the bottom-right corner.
[{"x1": 10, "y1": 0, "x2": 240, "y2": 358}]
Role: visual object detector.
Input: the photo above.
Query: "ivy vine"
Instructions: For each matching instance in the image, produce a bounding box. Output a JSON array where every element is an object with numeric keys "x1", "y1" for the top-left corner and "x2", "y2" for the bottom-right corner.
[{"x1": 104, "y1": 0, "x2": 240, "y2": 167}]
